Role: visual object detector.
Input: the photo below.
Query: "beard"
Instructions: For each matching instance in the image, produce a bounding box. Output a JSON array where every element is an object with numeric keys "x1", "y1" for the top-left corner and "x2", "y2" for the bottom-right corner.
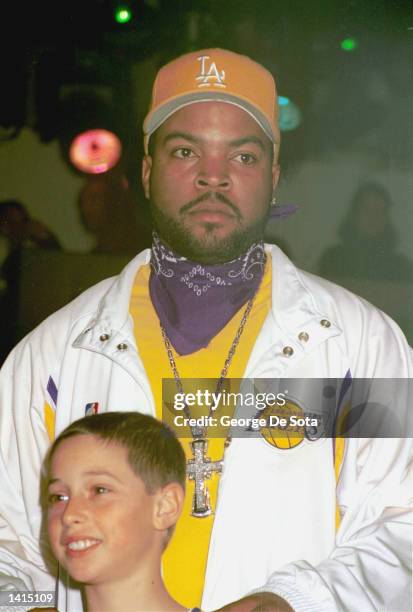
[{"x1": 150, "y1": 193, "x2": 270, "y2": 264}]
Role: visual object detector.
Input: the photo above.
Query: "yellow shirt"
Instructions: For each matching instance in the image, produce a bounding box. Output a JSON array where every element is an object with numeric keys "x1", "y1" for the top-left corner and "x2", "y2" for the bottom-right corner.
[{"x1": 130, "y1": 260, "x2": 272, "y2": 608}]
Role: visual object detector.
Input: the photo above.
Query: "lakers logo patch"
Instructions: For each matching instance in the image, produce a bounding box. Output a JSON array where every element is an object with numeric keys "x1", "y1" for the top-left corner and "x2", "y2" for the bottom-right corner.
[{"x1": 259, "y1": 398, "x2": 323, "y2": 449}]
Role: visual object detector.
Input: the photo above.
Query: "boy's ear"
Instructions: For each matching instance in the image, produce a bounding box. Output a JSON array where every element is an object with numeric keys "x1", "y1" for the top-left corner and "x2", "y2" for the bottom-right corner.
[{"x1": 153, "y1": 482, "x2": 184, "y2": 531}]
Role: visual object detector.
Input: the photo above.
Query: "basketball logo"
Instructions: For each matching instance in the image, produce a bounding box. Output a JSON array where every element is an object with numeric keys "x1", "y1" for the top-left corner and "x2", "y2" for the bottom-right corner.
[{"x1": 260, "y1": 398, "x2": 305, "y2": 449}]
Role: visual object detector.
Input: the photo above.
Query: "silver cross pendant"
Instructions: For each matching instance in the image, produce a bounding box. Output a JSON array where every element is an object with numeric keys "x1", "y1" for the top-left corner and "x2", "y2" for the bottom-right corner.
[{"x1": 186, "y1": 438, "x2": 222, "y2": 518}]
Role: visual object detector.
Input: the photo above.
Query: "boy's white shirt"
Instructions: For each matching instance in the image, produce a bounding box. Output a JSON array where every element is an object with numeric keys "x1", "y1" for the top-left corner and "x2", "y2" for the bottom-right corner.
[{"x1": 0, "y1": 245, "x2": 411, "y2": 611}]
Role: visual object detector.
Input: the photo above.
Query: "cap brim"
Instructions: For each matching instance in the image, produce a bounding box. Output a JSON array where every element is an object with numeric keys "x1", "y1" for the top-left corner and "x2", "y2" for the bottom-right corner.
[{"x1": 143, "y1": 92, "x2": 276, "y2": 144}]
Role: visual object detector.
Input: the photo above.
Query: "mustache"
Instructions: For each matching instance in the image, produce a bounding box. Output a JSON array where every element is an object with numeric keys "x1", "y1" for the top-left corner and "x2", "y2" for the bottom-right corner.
[{"x1": 180, "y1": 192, "x2": 242, "y2": 219}]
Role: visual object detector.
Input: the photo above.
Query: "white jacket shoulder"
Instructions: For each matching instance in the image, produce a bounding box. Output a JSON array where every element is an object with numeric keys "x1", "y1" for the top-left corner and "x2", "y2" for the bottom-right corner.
[{"x1": 5, "y1": 249, "x2": 151, "y2": 366}]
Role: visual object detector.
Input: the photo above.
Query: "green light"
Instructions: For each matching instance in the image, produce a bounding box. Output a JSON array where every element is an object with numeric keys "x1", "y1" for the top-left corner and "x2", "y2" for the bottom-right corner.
[
  {"x1": 114, "y1": 6, "x2": 132, "y2": 24},
  {"x1": 341, "y1": 38, "x2": 358, "y2": 52}
]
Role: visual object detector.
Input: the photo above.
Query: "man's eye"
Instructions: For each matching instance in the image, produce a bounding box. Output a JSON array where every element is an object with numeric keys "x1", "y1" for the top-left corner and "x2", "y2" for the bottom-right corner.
[
  {"x1": 48, "y1": 493, "x2": 69, "y2": 505},
  {"x1": 94, "y1": 486, "x2": 110, "y2": 495},
  {"x1": 233, "y1": 153, "x2": 256, "y2": 165},
  {"x1": 172, "y1": 147, "x2": 195, "y2": 159}
]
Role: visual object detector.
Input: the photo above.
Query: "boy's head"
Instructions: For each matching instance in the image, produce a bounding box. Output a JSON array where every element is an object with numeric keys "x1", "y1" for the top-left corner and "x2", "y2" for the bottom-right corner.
[{"x1": 44, "y1": 412, "x2": 185, "y2": 586}]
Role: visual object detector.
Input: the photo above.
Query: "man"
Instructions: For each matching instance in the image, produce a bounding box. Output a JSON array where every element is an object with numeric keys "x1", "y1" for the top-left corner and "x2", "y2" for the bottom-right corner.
[
  {"x1": 0, "y1": 200, "x2": 61, "y2": 363},
  {"x1": 0, "y1": 49, "x2": 412, "y2": 612}
]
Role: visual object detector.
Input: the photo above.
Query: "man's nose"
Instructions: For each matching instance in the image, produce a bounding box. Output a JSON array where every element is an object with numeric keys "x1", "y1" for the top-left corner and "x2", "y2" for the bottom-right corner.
[
  {"x1": 61, "y1": 496, "x2": 88, "y2": 526},
  {"x1": 195, "y1": 156, "x2": 231, "y2": 190}
]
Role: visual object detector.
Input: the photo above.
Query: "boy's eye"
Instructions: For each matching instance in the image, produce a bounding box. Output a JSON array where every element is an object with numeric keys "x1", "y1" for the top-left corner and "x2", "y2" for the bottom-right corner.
[
  {"x1": 94, "y1": 486, "x2": 110, "y2": 495},
  {"x1": 48, "y1": 493, "x2": 69, "y2": 505},
  {"x1": 233, "y1": 152, "x2": 256, "y2": 165},
  {"x1": 172, "y1": 147, "x2": 196, "y2": 159}
]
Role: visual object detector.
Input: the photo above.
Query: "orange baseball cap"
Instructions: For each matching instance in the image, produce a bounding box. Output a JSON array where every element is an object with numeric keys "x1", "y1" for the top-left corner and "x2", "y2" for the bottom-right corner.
[{"x1": 143, "y1": 48, "x2": 279, "y2": 154}]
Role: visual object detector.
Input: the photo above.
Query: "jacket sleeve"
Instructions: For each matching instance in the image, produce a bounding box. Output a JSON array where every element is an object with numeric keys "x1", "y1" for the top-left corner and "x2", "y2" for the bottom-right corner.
[
  {"x1": 252, "y1": 317, "x2": 413, "y2": 611},
  {"x1": 0, "y1": 336, "x2": 56, "y2": 594},
  {"x1": 252, "y1": 437, "x2": 412, "y2": 612}
]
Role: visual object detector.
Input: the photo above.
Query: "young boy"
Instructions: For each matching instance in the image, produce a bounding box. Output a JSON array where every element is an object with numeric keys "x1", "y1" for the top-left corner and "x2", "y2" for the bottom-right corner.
[{"x1": 43, "y1": 411, "x2": 200, "y2": 612}]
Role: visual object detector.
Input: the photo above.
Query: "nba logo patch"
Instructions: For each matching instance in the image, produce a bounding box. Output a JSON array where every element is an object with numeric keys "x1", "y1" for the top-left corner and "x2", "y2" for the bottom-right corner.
[{"x1": 85, "y1": 402, "x2": 99, "y2": 416}]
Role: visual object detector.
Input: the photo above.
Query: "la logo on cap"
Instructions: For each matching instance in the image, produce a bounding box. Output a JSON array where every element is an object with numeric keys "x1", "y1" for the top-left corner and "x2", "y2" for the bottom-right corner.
[{"x1": 196, "y1": 55, "x2": 226, "y2": 88}]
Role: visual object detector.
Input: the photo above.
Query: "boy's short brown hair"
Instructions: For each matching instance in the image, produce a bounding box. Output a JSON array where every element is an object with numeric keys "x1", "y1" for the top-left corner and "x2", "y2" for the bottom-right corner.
[{"x1": 45, "y1": 412, "x2": 186, "y2": 494}]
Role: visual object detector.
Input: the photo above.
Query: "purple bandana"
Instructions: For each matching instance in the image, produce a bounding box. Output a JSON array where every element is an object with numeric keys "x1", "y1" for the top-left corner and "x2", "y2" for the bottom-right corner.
[
  {"x1": 149, "y1": 234, "x2": 266, "y2": 355},
  {"x1": 269, "y1": 203, "x2": 299, "y2": 220}
]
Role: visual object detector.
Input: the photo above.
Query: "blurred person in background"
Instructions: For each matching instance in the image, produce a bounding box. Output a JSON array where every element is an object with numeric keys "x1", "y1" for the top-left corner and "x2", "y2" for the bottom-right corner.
[
  {"x1": 318, "y1": 182, "x2": 413, "y2": 282},
  {"x1": 78, "y1": 166, "x2": 151, "y2": 256},
  {"x1": 0, "y1": 200, "x2": 61, "y2": 363}
]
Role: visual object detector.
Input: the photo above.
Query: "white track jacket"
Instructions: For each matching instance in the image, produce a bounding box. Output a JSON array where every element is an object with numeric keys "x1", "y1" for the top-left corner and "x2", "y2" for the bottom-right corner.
[{"x1": 0, "y1": 245, "x2": 411, "y2": 612}]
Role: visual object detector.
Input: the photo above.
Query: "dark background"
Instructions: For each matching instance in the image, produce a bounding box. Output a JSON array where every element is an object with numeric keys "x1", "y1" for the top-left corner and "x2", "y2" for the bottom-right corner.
[{"x1": 4, "y1": 0, "x2": 413, "y2": 171}]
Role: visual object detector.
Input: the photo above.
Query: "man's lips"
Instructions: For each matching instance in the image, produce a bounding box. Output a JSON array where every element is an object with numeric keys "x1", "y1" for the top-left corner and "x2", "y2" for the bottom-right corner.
[
  {"x1": 180, "y1": 192, "x2": 241, "y2": 220},
  {"x1": 187, "y1": 204, "x2": 238, "y2": 220}
]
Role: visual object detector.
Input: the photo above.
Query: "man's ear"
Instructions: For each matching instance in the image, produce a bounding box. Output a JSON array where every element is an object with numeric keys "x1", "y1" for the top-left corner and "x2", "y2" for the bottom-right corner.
[
  {"x1": 272, "y1": 162, "x2": 280, "y2": 191},
  {"x1": 142, "y1": 155, "x2": 152, "y2": 200},
  {"x1": 152, "y1": 482, "x2": 184, "y2": 532}
]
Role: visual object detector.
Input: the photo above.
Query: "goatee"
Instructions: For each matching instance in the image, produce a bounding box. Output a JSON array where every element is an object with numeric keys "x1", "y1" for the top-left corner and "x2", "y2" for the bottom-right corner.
[{"x1": 150, "y1": 199, "x2": 270, "y2": 265}]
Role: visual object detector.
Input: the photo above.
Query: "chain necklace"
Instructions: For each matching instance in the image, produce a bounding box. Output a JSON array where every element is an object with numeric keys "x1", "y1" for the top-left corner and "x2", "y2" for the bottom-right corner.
[{"x1": 160, "y1": 295, "x2": 255, "y2": 517}]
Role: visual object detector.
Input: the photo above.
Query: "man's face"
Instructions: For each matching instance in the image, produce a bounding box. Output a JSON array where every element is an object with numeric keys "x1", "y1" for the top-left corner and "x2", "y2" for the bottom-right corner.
[
  {"x1": 142, "y1": 101, "x2": 279, "y2": 263},
  {"x1": 47, "y1": 435, "x2": 160, "y2": 586},
  {"x1": 357, "y1": 193, "x2": 388, "y2": 237},
  {"x1": 0, "y1": 207, "x2": 29, "y2": 243}
]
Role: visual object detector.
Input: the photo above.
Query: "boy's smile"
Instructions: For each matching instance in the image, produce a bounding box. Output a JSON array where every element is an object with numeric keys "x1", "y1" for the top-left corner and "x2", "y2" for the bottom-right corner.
[
  {"x1": 47, "y1": 434, "x2": 160, "y2": 585},
  {"x1": 63, "y1": 536, "x2": 102, "y2": 556}
]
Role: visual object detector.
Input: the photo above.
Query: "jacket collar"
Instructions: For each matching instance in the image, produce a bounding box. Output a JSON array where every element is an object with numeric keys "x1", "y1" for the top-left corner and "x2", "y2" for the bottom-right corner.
[
  {"x1": 74, "y1": 245, "x2": 341, "y2": 355},
  {"x1": 72, "y1": 249, "x2": 151, "y2": 356},
  {"x1": 267, "y1": 244, "x2": 341, "y2": 352}
]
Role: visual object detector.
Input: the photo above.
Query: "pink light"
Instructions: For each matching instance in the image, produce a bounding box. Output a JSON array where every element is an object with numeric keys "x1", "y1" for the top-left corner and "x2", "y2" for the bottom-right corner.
[{"x1": 69, "y1": 129, "x2": 122, "y2": 174}]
